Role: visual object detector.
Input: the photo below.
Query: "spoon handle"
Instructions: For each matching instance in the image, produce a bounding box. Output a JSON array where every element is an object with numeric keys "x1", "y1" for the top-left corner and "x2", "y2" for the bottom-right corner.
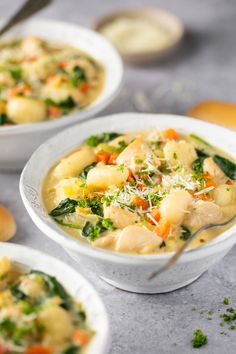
[
  {"x1": 0, "y1": 0, "x2": 51, "y2": 37},
  {"x1": 148, "y1": 214, "x2": 236, "y2": 280}
]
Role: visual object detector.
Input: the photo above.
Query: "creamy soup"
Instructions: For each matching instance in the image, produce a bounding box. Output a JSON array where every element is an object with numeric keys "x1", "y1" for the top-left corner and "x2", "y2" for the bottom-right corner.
[
  {"x1": 0, "y1": 37, "x2": 104, "y2": 125},
  {"x1": 0, "y1": 257, "x2": 93, "y2": 353},
  {"x1": 42, "y1": 128, "x2": 236, "y2": 255}
]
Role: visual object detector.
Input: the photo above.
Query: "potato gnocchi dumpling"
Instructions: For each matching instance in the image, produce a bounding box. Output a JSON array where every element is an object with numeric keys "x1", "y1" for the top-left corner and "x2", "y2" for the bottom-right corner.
[
  {"x1": 0, "y1": 257, "x2": 93, "y2": 353},
  {"x1": 0, "y1": 36, "x2": 104, "y2": 126},
  {"x1": 43, "y1": 128, "x2": 236, "y2": 255}
]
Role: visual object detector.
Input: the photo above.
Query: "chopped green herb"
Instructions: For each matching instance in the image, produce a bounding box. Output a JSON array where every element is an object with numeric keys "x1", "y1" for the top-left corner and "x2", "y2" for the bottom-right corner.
[
  {"x1": 192, "y1": 158, "x2": 204, "y2": 174},
  {"x1": 223, "y1": 297, "x2": 230, "y2": 305},
  {"x1": 49, "y1": 198, "x2": 78, "y2": 217},
  {"x1": 45, "y1": 97, "x2": 76, "y2": 111},
  {"x1": 86, "y1": 132, "x2": 121, "y2": 147},
  {"x1": 115, "y1": 140, "x2": 127, "y2": 152},
  {"x1": 9, "y1": 67, "x2": 22, "y2": 81},
  {"x1": 135, "y1": 158, "x2": 143, "y2": 164},
  {"x1": 173, "y1": 152, "x2": 178, "y2": 160},
  {"x1": 63, "y1": 346, "x2": 80, "y2": 354},
  {"x1": 192, "y1": 329, "x2": 207, "y2": 348},
  {"x1": 82, "y1": 218, "x2": 113, "y2": 241},
  {"x1": 229, "y1": 325, "x2": 236, "y2": 330}
]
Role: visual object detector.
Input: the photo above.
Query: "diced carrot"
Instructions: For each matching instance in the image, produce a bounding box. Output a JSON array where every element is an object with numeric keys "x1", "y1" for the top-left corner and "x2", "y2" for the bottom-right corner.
[
  {"x1": 137, "y1": 182, "x2": 147, "y2": 191},
  {"x1": 96, "y1": 150, "x2": 111, "y2": 164},
  {"x1": 26, "y1": 345, "x2": 53, "y2": 354},
  {"x1": 196, "y1": 193, "x2": 212, "y2": 201},
  {"x1": 48, "y1": 106, "x2": 61, "y2": 118},
  {"x1": 127, "y1": 168, "x2": 134, "y2": 182},
  {"x1": 147, "y1": 207, "x2": 161, "y2": 224},
  {"x1": 17, "y1": 84, "x2": 32, "y2": 93},
  {"x1": 46, "y1": 75, "x2": 57, "y2": 83},
  {"x1": 133, "y1": 196, "x2": 149, "y2": 210},
  {"x1": 205, "y1": 179, "x2": 217, "y2": 188},
  {"x1": 226, "y1": 179, "x2": 233, "y2": 185},
  {"x1": 80, "y1": 82, "x2": 91, "y2": 93},
  {"x1": 155, "y1": 220, "x2": 171, "y2": 239},
  {"x1": 162, "y1": 128, "x2": 179, "y2": 140},
  {"x1": 58, "y1": 61, "x2": 69, "y2": 68},
  {"x1": 73, "y1": 330, "x2": 89, "y2": 345},
  {"x1": 108, "y1": 152, "x2": 119, "y2": 164}
]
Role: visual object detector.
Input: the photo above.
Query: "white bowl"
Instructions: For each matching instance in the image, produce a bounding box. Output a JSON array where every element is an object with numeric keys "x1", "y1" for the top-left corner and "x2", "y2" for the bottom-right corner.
[
  {"x1": 0, "y1": 242, "x2": 109, "y2": 354},
  {"x1": 0, "y1": 19, "x2": 123, "y2": 171},
  {"x1": 20, "y1": 113, "x2": 236, "y2": 294}
]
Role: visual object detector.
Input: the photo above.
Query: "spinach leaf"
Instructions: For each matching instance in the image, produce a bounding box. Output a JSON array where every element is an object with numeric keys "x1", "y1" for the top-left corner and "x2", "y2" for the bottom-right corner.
[
  {"x1": 76, "y1": 309, "x2": 86, "y2": 323},
  {"x1": 45, "y1": 97, "x2": 76, "y2": 110},
  {"x1": 31, "y1": 270, "x2": 72, "y2": 310},
  {"x1": 82, "y1": 218, "x2": 113, "y2": 241},
  {"x1": 0, "y1": 318, "x2": 16, "y2": 337},
  {"x1": 79, "y1": 162, "x2": 97, "y2": 179},
  {"x1": 180, "y1": 225, "x2": 192, "y2": 241},
  {"x1": 86, "y1": 132, "x2": 121, "y2": 147},
  {"x1": 49, "y1": 198, "x2": 78, "y2": 217},
  {"x1": 213, "y1": 155, "x2": 236, "y2": 180},
  {"x1": 63, "y1": 346, "x2": 80, "y2": 354},
  {"x1": 192, "y1": 149, "x2": 209, "y2": 174},
  {"x1": 11, "y1": 284, "x2": 27, "y2": 300},
  {"x1": 87, "y1": 197, "x2": 103, "y2": 217}
]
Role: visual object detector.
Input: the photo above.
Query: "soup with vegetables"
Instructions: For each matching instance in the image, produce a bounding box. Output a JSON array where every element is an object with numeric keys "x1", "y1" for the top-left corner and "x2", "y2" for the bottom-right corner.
[
  {"x1": 0, "y1": 37, "x2": 104, "y2": 125},
  {"x1": 0, "y1": 257, "x2": 93, "y2": 353},
  {"x1": 43, "y1": 128, "x2": 236, "y2": 255}
]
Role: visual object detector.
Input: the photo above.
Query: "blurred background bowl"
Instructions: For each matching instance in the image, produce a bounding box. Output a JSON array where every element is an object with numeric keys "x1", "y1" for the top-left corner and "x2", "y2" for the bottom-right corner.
[
  {"x1": 0, "y1": 18, "x2": 123, "y2": 171},
  {"x1": 0, "y1": 242, "x2": 110, "y2": 354}
]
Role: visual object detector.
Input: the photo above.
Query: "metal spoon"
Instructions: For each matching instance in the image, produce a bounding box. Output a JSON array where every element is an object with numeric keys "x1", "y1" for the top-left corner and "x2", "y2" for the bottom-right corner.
[
  {"x1": 149, "y1": 213, "x2": 236, "y2": 280},
  {"x1": 0, "y1": 0, "x2": 52, "y2": 37}
]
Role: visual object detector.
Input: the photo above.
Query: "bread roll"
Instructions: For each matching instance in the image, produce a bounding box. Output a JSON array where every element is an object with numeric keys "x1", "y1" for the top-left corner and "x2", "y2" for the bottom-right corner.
[{"x1": 0, "y1": 205, "x2": 16, "y2": 241}]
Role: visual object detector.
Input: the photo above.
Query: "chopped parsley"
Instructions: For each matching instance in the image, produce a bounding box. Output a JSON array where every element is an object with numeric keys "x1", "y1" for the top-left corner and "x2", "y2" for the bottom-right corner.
[
  {"x1": 71, "y1": 65, "x2": 87, "y2": 86},
  {"x1": 192, "y1": 329, "x2": 207, "y2": 348},
  {"x1": 223, "y1": 298, "x2": 230, "y2": 305},
  {"x1": 86, "y1": 132, "x2": 121, "y2": 147},
  {"x1": 82, "y1": 218, "x2": 113, "y2": 241}
]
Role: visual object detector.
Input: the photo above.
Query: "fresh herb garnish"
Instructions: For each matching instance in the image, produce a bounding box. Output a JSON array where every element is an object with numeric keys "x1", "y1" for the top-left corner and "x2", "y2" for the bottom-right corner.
[
  {"x1": 180, "y1": 225, "x2": 191, "y2": 241},
  {"x1": 213, "y1": 155, "x2": 236, "y2": 180},
  {"x1": 82, "y1": 218, "x2": 113, "y2": 241},
  {"x1": 192, "y1": 329, "x2": 207, "y2": 348},
  {"x1": 115, "y1": 140, "x2": 127, "y2": 152},
  {"x1": 49, "y1": 198, "x2": 78, "y2": 217},
  {"x1": 86, "y1": 132, "x2": 121, "y2": 147},
  {"x1": 192, "y1": 149, "x2": 209, "y2": 174},
  {"x1": 224, "y1": 298, "x2": 230, "y2": 305},
  {"x1": 79, "y1": 162, "x2": 97, "y2": 179},
  {"x1": 63, "y1": 346, "x2": 80, "y2": 354}
]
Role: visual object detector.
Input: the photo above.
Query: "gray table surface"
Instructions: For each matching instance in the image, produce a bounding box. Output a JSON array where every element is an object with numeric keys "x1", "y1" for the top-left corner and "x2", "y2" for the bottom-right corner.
[{"x1": 1, "y1": 0, "x2": 236, "y2": 353}]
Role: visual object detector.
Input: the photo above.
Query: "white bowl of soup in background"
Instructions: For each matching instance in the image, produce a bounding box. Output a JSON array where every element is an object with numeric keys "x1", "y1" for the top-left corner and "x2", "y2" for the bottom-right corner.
[
  {"x1": 0, "y1": 242, "x2": 110, "y2": 354},
  {"x1": 20, "y1": 113, "x2": 236, "y2": 294},
  {"x1": 0, "y1": 19, "x2": 123, "y2": 171}
]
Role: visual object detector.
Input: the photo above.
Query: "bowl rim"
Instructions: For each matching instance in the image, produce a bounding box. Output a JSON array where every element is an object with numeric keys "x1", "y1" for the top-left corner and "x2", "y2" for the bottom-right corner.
[
  {"x1": 0, "y1": 242, "x2": 110, "y2": 354},
  {"x1": 20, "y1": 112, "x2": 236, "y2": 265},
  {"x1": 0, "y1": 18, "x2": 123, "y2": 135}
]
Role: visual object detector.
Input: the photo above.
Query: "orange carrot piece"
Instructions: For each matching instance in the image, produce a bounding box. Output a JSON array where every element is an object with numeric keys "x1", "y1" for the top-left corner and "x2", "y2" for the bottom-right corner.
[
  {"x1": 127, "y1": 168, "x2": 134, "y2": 182},
  {"x1": 80, "y1": 82, "x2": 91, "y2": 93},
  {"x1": 163, "y1": 128, "x2": 179, "y2": 140},
  {"x1": 108, "y1": 152, "x2": 119, "y2": 164},
  {"x1": 26, "y1": 345, "x2": 53, "y2": 354},
  {"x1": 48, "y1": 106, "x2": 61, "y2": 118},
  {"x1": 147, "y1": 208, "x2": 161, "y2": 224},
  {"x1": 96, "y1": 150, "x2": 111, "y2": 164},
  {"x1": 73, "y1": 330, "x2": 89, "y2": 345},
  {"x1": 226, "y1": 179, "x2": 233, "y2": 185},
  {"x1": 205, "y1": 179, "x2": 217, "y2": 188},
  {"x1": 133, "y1": 196, "x2": 149, "y2": 210}
]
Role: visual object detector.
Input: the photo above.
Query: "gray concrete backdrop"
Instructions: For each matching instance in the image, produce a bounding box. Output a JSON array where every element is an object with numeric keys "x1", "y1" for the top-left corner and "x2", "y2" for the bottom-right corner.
[{"x1": 0, "y1": 0, "x2": 236, "y2": 353}]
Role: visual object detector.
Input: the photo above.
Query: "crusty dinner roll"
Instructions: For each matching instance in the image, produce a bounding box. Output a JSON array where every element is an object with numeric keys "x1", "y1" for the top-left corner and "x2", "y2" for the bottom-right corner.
[{"x1": 0, "y1": 205, "x2": 16, "y2": 241}]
